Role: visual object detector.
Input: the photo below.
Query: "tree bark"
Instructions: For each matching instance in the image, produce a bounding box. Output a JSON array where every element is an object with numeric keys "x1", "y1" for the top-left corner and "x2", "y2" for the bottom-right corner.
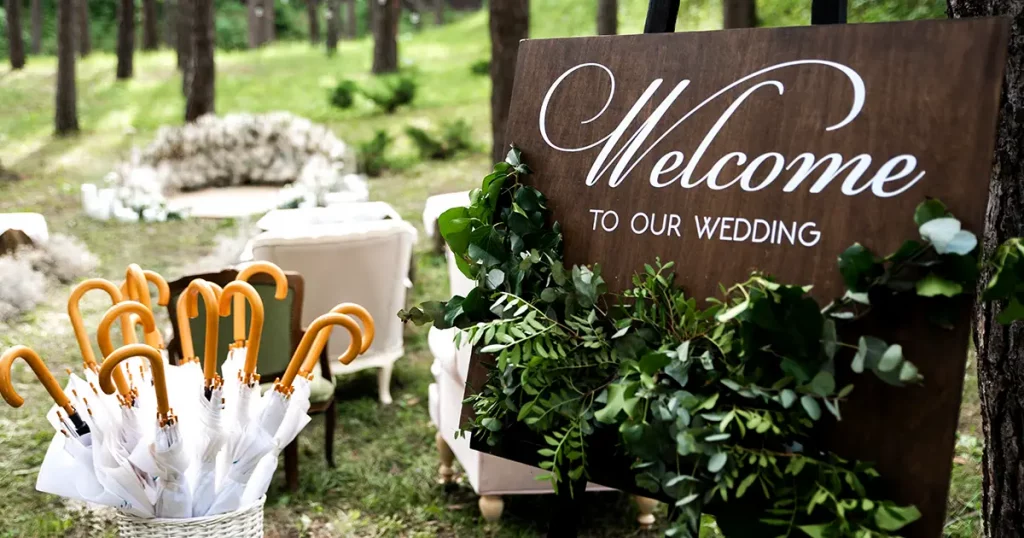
[
  {"x1": 723, "y1": 0, "x2": 757, "y2": 28},
  {"x1": 434, "y1": 0, "x2": 443, "y2": 24},
  {"x1": 947, "y1": 1, "x2": 1024, "y2": 537},
  {"x1": 308, "y1": 0, "x2": 321, "y2": 43},
  {"x1": 263, "y1": 0, "x2": 276, "y2": 43},
  {"x1": 489, "y1": 0, "x2": 528, "y2": 162},
  {"x1": 371, "y1": 0, "x2": 399, "y2": 73},
  {"x1": 142, "y1": 0, "x2": 159, "y2": 49},
  {"x1": 597, "y1": 0, "x2": 616, "y2": 35},
  {"x1": 345, "y1": 0, "x2": 356, "y2": 37},
  {"x1": 56, "y1": 0, "x2": 79, "y2": 134},
  {"x1": 30, "y1": 0, "x2": 41, "y2": 54},
  {"x1": 116, "y1": 0, "x2": 134, "y2": 79},
  {"x1": 247, "y1": 0, "x2": 262, "y2": 47},
  {"x1": 178, "y1": 0, "x2": 192, "y2": 81},
  {"x1": 185, "y1": 0, "x2": 214, "y2": 121},
  {"x1": 76, "y1": 0, "x2": 91, "y2": 56},
  {"x1": 165, "y1": 0, "x2": 177, "y2": 48},
  {"x1": 6, "y1": 0, "x2": 26, "y2": 69},
  {"x1": 326, "y1": 0, "x2": 339, "y2": 54}
]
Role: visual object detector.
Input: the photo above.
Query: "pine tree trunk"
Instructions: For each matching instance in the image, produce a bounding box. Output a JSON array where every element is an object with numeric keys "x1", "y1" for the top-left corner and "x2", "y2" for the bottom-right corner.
[
  {"x1": 247, "y1": 0, "x2": 262, "y2": 47},
  {"x1": 185, "y1": 0, "x2": 214, "y2": 121},
  {"x1": 142, "y1": 0, "x2": 159, "y2": 49},
  {"x1": 326, "y1": 0, "x2": 339, "y2": 54},
  {"x1": 263, "y1": 0, "x2": 275, "y2": 43},
  {"x1": 345, "y1": 0, "x2": 356, "y2": 37},
  {"x1": 597, "y1": 0, "x2": 616, "y2": 35},
  {"x1": 6, "y1": 0, "x2": 26, "y2": 69},
  {"x1": 56, "y1": 0, "x2": 79, "y2": 134},
  {"x1": 30, "y1": 0, "x2": 41, "y2": 54},
  {"x1": 178, "y1": 0, "x2": 192, "y2": 80},
  {"x1": 489, "y1": 0, "x2": 527, "y2": 162},
  {"x1": 947, "y1": 1, "x2": 1024, "y2": 537},
  {"x1": 116, "y1": 0, "x2": 134, "y2": 79},
  {"x1": 723, "y1": 0, "x2": 756, "y2": 28},
  {"x1": 165, "y1": 0, "x2": 177, "y2": 48},
  {"x1": 76, "y1": 0, "x2": 90, "y2": 56},
  {"x1": 307, "y1": 0, "x2": 321, "y2": 43},
  {"x1": 434, "y1": 0, "x2": 443, "y2": 24},
  {"x1": 371, "y1": 0, "x2": 399, "y2": 73}
]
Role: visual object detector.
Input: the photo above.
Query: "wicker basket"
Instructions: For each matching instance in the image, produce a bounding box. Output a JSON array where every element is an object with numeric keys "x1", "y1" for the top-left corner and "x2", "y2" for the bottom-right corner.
[{"x1": 115, "y1": 497, "x2": 265, "y2": 538}]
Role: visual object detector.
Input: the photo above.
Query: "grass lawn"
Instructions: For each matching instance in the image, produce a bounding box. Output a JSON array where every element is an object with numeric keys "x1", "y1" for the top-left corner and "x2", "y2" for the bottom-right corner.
[{"x1": 0, "y1": 1, "x2": 983, "y2": 536}]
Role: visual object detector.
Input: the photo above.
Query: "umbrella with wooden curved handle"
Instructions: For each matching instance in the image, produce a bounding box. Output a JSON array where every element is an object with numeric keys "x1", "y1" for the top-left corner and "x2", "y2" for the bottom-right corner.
[
  {"x1": 276, "y1": 313, "x2": 361, "y2": 396},
  {"x1": 217, "y1": 281, "x2": 264, "y2": 385},
  {"x1": 98, "y1": 301, "x2": 158, "y2": 404},
  {"x1": 100, "y1": 344, "x2": 175, "y2": 427},
  {"x1": 0, "y1": 345, "x2": 90, "y2": 436},
  {"x1": 184, "y1": 280, "x2": 222, "y2": 394},
  {"x1": 232, "y1": 262, "x2": 287, "y2": 348},
  {"x1": 298, "y1": 303, "x2": 375, "y2": 378},
  {"x1": 67, "y1": 278, "x2": 127, "y2": 372},
  {"x1": 121, "y1": 265, "x2": 170, "y2": 348},
  {"x1": 176, "y1": 292, "x2": 198, "y2": 364}
]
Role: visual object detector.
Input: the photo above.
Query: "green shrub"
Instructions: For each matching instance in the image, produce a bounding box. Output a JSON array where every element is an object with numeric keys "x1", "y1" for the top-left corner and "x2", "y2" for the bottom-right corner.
[
  {"x1": 329, "y1": 80, "x2": 359, "y2": 109},
  {"x1": 361, "y1": 74, "x2": 418, "y2": 114},
  {"x1": 405, "y1": 119, "x2": 475, "y2": 161},
  {"x1": 357, "y1": 130, "x2": 394, "y2": 177},
  {"x1": 470, "y1": 59, "x2": 490, "y2": 76}
]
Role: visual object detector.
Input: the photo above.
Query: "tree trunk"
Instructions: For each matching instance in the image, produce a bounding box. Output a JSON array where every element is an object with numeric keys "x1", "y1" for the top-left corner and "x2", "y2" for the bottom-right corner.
[
  {"x1": 307, "y1": 0, "x2": 321, "y2": 43},
  {"x1": 345, "y1": 0, "x2": 356, "y2": 37},
  {"x1": 178, "y1": 0, "x2": 192, "y2": 81},
  {"x1": 263, "y1": 0, "x2": 275, "y2": 43},
  {"x1": 30, "y1": 0, "x2": 41, "y2": 54},
  {"x1": 76, "y1": 0, "x2": 91, "y2": 56},
  {"x1": 56, "y1": 0, "x2": 79, "y2": 134},
  {"x1": 434, "y1": 0, "x2": 443, "y2": 24},
  {"x1": 948, "y1": 1, "x2": 1024, "y2": 538},
  {"x1": 597, "y1": 0, "x2": 616, "y2": 35},
  {"x1": 116, "y1": 0, "x2": 134, "y2": 79},
  {"x1": 489, "y1": 0, "x2": 528, "y2": 162},
  {"x1": 371, "y1": 0, "x2": 399, "y2": 73},
  {"x1": 723, "y1": 0, "x2": 756, "y2": 28},
  {"x1": 142, "y1": 0, "x2": 159, "y2": 49},
  {"x1": 165, "y1": 0, "x2": 177, "y2": 48},
  {"x1": 326, "y1": 0, "x2": 339, "y2": 54},
  {"x1": 6, "y1": 0, "x2": 26, "y2": 69},
  {"x1": 247, "y1": 0, "x2": 262, "y2": 47},
  {"x1": 185, "y1": 0, "x2": 214, "y2": 120}
]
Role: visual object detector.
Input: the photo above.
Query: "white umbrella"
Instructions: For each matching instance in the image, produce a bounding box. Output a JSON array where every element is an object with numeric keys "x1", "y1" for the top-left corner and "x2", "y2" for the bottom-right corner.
[{"x1": 101, "y1": 343, "x2": 193, "y2": 518}]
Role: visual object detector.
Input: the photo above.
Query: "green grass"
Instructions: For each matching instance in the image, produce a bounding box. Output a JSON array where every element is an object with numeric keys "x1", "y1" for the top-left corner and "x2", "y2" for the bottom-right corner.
[{"x1": 0, "y1": 1, "x2": 981, "y2": 536}]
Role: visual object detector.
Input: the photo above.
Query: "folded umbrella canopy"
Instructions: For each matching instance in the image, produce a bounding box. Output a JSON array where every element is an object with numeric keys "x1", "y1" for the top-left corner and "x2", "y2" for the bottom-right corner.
[
  {"x1": 208, "y1": 312, "x2": 361, "y2": 516},
  {"x1": 241, "y1": 304, "x2": 375, "y2": 506},
  {"x1": 101, "y1": 343, "x2": 193, "y2": 518}
]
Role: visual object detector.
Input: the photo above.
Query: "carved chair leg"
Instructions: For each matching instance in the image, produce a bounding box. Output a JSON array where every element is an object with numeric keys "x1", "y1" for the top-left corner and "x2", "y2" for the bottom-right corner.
[
  {"x1": 377, "y1": 362, "x2": 394, "y2": 405},
  {"x1": 284, "y1": 439, "x2": 300, "y2": 492},
  {"x1": 436, "y1": 430, "x2": 455, "y2": 485},
  {"x1": 324, "y1": 398, "x2": 337, "y2": 468},
  {"x1": 479, "y1": 495, "x2": 504, "y2": 523},
  {"x1": 634, "y1": 495, "x2": 658, "y2": 529}
]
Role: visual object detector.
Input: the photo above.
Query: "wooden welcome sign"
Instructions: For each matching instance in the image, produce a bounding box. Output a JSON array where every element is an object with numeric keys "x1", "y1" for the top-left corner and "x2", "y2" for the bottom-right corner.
[{"x1": 465, "y1": 18, "x2": 1009, "y2": 537}]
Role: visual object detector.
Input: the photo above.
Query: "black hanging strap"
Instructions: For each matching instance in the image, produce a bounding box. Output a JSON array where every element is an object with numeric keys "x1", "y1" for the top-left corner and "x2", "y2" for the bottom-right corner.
[
  {"x1": 644, "y1": 0, "x2": 681, "y2": 33},
  {"x1": 811, "y1": 0, "x2": 848, "y2": 24}
]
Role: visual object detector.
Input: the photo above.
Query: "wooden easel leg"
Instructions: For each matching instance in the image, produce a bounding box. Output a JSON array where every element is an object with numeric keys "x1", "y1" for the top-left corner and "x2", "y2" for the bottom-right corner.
[{"x1": 547, "y1": 480, "x2": 587, "y2": 538}]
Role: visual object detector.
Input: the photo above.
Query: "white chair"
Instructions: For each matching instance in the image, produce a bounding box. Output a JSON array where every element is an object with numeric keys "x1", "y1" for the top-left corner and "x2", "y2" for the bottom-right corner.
[
  {"x1": 249, "y1": 219, "x2": 418, "y2": 404},
  {"x1": 422, "y1": 191, "x2": 470, "y2": 252},
  {"x1": 0, "y1": 213, "x2": 49, "y2": 244},
  {"x1": 256, "y1": 201, "x2": 402, "y2": 231},
  {"x1": 427, "y1": 248, "x2": 658, "y2": 526}
]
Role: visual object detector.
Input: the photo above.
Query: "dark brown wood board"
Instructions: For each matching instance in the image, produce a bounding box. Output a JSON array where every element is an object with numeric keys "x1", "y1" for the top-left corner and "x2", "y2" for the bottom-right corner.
[{"x1": 465, "y1": 18, "x2": 1010, "y2": 537}]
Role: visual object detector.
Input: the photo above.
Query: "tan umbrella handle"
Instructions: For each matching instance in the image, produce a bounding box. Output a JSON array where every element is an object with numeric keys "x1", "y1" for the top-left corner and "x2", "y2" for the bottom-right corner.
[
  {"x1": 67, "y1": 278, "x2": 125, "y2": 371},
  {"x1": 185, "y1": 280, "x2": 221, "y2": 386},
  {"x1": 279, "y1": 313, "x2": 361, "y2": 393},
  {"x1": 233, "y1": 262, "x2": 287, "y2": 345},
  {"x1": 98, "y1": 301, "x2": 158, "y2": 401},
  {"x1": 124, "y1": 264, "x2": 152, "y2": 309},
  {"x1": 0, "y1": 345, "x2": 75, "y2": 414},
  {"x1": 299, "y1": 303, "x2": 374, "y2": 377},
  {"x1": 143, "y1": 270, "x2": 170, "y2": 306},
  {"x1": 176, "y1": 292, "x2": 197, "y2": 363},
  {"x1": 218, "y1": 281, "x2": 264, "y2": 382},
  {"x1": 99, "y1": 344, "x2": 174, "y2": 426}
]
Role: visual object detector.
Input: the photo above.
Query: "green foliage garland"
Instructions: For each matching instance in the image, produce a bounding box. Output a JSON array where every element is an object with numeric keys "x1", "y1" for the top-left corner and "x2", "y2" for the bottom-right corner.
[{"x1": 400, "y1": 148, "x2": 1023, "y2": 537}]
